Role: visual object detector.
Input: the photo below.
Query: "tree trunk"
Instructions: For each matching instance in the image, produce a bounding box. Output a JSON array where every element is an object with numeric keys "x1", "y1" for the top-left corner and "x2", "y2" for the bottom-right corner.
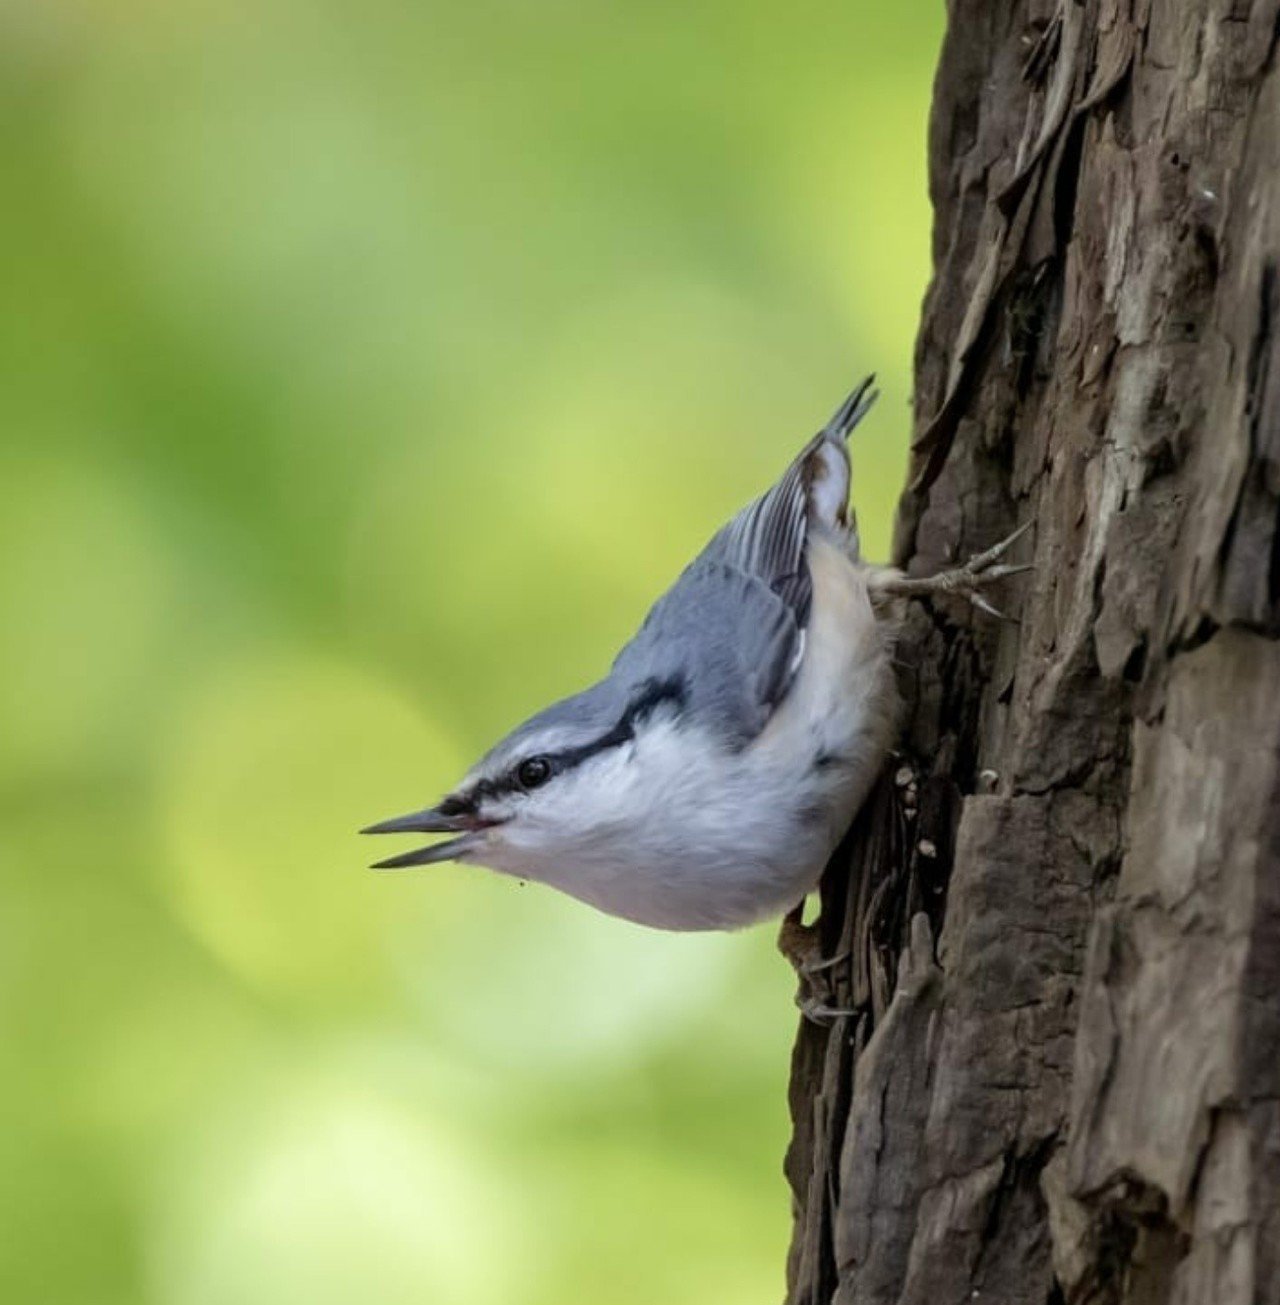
[{"x1": 782, "y1": 3, "x2": 1280, "y2": 1303}]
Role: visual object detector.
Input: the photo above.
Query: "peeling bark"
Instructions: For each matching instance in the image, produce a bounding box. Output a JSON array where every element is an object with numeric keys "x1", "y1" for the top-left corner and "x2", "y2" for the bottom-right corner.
[{"x1": 783, "y1": 3, "x2": 1280, "y2": 1303}]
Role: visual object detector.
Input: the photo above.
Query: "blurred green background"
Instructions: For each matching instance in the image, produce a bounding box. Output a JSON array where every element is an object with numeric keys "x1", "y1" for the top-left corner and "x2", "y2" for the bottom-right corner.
[{"x1": 0, "y1": 3, "x2": 941, "y2": 1302}]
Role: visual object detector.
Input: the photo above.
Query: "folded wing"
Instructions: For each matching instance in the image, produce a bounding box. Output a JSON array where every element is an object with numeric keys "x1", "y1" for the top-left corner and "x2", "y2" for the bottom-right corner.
[{"x1": 613, "y1": 376, "x2": 877, "y2": 746}]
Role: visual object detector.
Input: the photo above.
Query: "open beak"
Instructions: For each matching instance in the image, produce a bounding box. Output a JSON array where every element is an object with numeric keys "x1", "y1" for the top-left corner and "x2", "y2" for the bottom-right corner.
[{"x1": 360, "y1": 805, "x2": 485, "y2": 870}]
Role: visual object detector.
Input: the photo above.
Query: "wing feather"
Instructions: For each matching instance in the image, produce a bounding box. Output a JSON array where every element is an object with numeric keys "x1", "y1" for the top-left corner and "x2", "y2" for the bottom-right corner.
[{"x1": 612, "y1": 376, "x2": 878, "y2": 745}]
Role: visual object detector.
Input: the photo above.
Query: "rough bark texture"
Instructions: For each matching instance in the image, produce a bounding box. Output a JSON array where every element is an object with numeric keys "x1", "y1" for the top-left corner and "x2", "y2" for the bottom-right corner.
[{"x1": 782, "y1": 3, "x2": 1280, "y2": 1303}]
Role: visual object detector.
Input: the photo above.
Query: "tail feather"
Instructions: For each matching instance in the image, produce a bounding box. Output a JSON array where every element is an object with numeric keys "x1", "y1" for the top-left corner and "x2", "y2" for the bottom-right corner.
[
  {"x1": 820, "y1": 373, "x2": 879, "y2": 443},
  {"x1": 806, "y1": 373, "x2": 877, "y2": 554},
  {"x1": 700, "y1": 373, "x2": 878, "y2": 619}
]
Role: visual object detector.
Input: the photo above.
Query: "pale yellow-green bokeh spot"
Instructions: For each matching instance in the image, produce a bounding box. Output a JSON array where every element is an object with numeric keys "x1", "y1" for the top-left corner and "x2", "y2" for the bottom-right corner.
[
  {"x1": 393, "y1": 870, "x2": 745, "y2": 1075},
  {"x1": 147, "y1": 1068, "x2": 532, "y2": 1305},
  {"x1": 158, "y1": 652, "x2": 466, "y2": 1001}
]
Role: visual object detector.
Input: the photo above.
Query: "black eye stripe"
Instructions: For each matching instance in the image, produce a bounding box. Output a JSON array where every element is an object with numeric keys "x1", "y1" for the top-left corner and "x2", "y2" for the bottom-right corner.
[{"x1": 467, "y1": 675, "x2": 688, "y2": 804}]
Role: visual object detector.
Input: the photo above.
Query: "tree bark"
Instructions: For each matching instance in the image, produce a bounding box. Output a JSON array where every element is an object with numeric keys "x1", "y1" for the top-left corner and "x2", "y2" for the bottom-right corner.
[{"x1": 782, "y1": 3, "x2": 1280, "y2": 1303}]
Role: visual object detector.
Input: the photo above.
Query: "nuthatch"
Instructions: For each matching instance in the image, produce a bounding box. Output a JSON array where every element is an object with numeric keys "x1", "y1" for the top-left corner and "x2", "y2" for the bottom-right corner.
[{"x1": 363, "y1": 378, "x2": 1028, "y2": 931}]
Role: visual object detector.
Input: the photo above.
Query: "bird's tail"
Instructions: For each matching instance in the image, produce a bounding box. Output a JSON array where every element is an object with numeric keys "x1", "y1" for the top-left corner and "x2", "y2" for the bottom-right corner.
[
  {"x1": 820, "y1": 373, "x2": 879, "y2": 444},
  {"x1": 802, "y1": 373, "x2": 878, "y2": 550},
  {"x1": 702, "y1": 372, "x2": 878, "y2": 601}
]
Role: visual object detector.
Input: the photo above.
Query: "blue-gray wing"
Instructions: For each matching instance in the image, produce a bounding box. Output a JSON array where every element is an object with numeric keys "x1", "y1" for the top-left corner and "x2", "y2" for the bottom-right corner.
[
  {"x1": 612, "y1": 376, "x2": 877, "y2": 746},
  {"x1": 612, "y1": 560, "x2": 802, "y2": 746}
]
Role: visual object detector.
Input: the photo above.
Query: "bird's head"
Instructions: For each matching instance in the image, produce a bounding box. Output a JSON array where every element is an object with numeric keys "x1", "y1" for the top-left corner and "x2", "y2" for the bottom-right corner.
[{"x1": 362, "y1": 675, "x2": 689, "y2": 881}]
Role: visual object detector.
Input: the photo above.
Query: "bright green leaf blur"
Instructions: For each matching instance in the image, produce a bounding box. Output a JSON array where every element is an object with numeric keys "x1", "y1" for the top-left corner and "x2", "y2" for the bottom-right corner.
[{"x1": 0, "y1": 2, "x2": 942, "y2": 1301}]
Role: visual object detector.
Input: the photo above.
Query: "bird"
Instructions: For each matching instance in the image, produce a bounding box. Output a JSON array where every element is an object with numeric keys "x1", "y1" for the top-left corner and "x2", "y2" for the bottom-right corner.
[{"x1": 362, "y1": 377, "x2": 1028, "y2": 932}]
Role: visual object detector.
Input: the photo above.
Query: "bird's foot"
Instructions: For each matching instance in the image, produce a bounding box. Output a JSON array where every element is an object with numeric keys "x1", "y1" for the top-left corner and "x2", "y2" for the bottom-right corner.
[
  {"x1": 871, "y1": 522, "x2": 1033, "y2": 621},
  {"x1": 778, "y1": 904, "x2": 854, "y2": 1026},
  {"x1": 777, "y1": 902, "x2": 822, "y2": 974},
  {"x1": 796, "y1": 998, "x2": 858, "y2": 1027}
]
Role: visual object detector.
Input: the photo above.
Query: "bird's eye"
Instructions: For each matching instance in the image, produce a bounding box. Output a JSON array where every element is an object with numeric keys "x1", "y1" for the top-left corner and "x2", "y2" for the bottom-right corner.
[{"x1": 516, "y1": 756, "x2": 553, "y2": 789}]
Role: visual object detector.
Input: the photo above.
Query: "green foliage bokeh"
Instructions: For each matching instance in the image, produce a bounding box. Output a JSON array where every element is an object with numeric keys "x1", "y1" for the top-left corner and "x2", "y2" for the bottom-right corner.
[{"x1": 0, "y1": 3, "x2": 942, "y2": 1301}]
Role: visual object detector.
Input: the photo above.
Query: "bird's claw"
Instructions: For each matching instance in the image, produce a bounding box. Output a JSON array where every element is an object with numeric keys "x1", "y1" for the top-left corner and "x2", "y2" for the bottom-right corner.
[
  {"x1": 964, "y1": 519, "x2": 1032, "y2": 569},
  {"x1": 800, "y1": 947, "x2": 851, "y2": 976},
  {"x1": 798, "y1": 999, "x2": 857, "y2": 1027},
  {"x1": 779, "y1": 907, "x2": 854, "y2": 1023},
  {"x1": 876, "y1": 522, "x2": 1034, "y2": 620}
]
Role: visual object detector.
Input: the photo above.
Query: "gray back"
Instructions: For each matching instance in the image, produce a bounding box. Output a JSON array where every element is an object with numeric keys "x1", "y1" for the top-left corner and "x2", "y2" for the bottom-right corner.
[
  {"x1": 482, "y1": 378, "x2": 876, "y2": 766},
  {"x1": 609, "y1": 376, "x2": 876, "y2": 746}
]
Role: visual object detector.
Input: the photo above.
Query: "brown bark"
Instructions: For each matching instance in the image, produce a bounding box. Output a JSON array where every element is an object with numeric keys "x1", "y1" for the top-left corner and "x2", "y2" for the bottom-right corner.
[{"x1": 782, "y1": 3, "x2": 1280, "y2": 1303}]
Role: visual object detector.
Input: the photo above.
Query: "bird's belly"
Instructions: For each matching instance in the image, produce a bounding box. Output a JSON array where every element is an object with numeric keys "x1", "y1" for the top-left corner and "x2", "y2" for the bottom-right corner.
[
  {"x1": 552, "y1": 767, "x2": 862, "y2": 931},
  {"x1": 537, "y1": 697, "x2": 891, "y2": 933}
]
